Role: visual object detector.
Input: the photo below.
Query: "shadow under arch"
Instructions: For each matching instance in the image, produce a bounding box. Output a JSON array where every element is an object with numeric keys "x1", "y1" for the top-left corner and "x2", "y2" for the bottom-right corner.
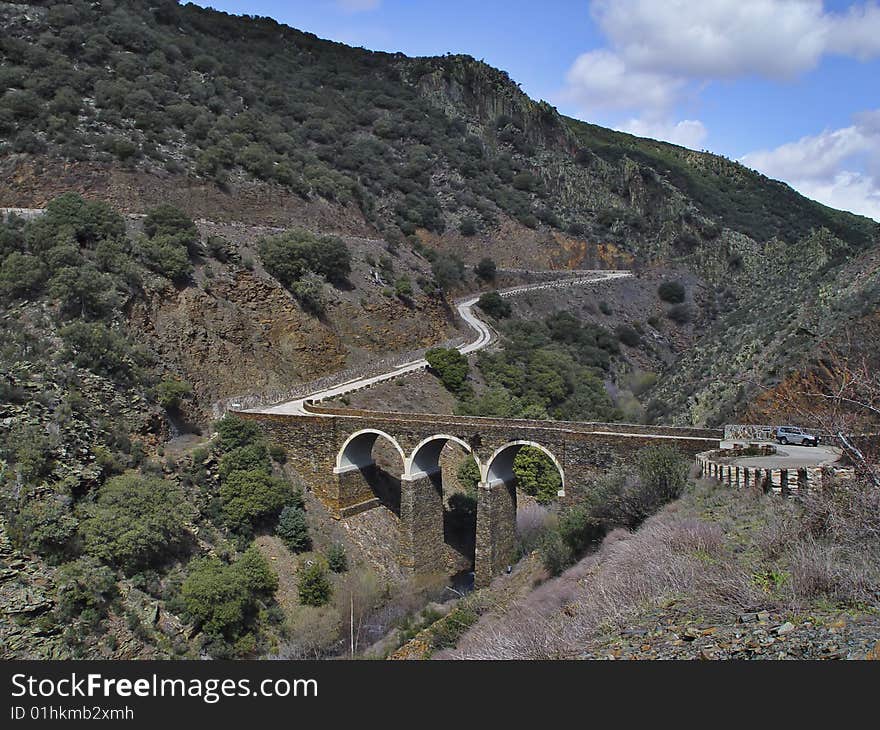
[
  {"x1": 406, "y1": 433, "x2": 479, "y2": 479},
  {"x1": 335, "y1": 428, "x2": 406, "y2": 515}
]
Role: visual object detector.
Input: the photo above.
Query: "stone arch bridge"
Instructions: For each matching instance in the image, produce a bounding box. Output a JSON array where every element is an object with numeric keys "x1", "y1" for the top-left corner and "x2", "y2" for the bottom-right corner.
[{"x1": 238, "y1": 403, "x2": 721, "y2": 586}]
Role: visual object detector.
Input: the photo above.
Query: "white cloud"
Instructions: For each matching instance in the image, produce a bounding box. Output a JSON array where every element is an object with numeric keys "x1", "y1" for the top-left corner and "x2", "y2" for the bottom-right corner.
[
  {"x1": 591, "y1": 0, "x2": 880, "y2": 79},
  {"x1": 563, "y1": 50, "x2": 683, "y2": 112},
  {"x1": 561, "y1": 1, "x2": 880, "y2": 129},
  {"x1": 618, "y1": 117, "x2": 708, "y2": 150},
  {"x1": 796, "y1": 172, "x2": 880, "y2": 221},
  {"x1": 741, "y1": 112, "x2": 880, "y2": 220}
]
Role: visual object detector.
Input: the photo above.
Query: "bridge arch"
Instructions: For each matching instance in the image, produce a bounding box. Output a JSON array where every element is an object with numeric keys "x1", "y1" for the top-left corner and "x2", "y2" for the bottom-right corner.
[
  {"x1": 483, "y1": 440, "x2": 565, "y2": 495},
  {"x1": 405, "y1": 434, "x2": 479, "y2": 480},
  {"x1": 335, "y1": 428, "x2": 405, "y2": 473}
]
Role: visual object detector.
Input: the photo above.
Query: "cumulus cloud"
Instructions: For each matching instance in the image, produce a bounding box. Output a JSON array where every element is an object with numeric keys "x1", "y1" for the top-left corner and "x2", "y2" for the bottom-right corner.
[
  {"x1": 618, "y1": 117, "x2": 708, "y2": 150},
  {"x1": 563, "y1": 50, "x2": 683, "y2": 112},
  {"x1": 741, "y1": 111, "x2": 880, "y2": 220},
  {"x1": 561, "y1": 0, "x2": 880, "y2": 145}
]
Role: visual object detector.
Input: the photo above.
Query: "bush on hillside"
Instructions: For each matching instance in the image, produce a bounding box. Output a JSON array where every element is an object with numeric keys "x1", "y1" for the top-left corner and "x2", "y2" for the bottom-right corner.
[
  {"x1": 79, "y1": 472, "x2": 192, "y2": 574},
  {"x1": 658, "y1": 281, "x2": 686, "y2": 303},
  {"x1": 220, "y1": 469, "x2": 292, "y2": 532},
  {"x1": 425, "y1": 347, "x2": 470, "y2": 394},
  {"x1": 298, "y1": 560, "x2": 332, "y2": 607},
  {"x1": 275, "y1": 504, "x2": 311, "y2": 552},
  {"x1": 474, "y1": 257, "x2": 497, "y2": 281},
  {"x1": 477, "y1": 291, "x2": 511, "y2": 319}
]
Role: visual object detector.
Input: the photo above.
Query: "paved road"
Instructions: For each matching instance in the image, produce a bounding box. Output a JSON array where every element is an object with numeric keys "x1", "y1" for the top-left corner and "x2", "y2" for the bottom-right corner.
[
  {"x1": 255, "y1": 270, "x2": 631, "y2": 416},
  {"x1": 720, "y1": 442, "x2": 841, "y2": 468}
]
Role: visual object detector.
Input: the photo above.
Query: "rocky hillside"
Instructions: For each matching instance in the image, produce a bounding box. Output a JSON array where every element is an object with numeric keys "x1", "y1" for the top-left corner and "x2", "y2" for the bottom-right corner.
[{"x1": 2, "y1": 0, "x2": 879, "y2": 425}]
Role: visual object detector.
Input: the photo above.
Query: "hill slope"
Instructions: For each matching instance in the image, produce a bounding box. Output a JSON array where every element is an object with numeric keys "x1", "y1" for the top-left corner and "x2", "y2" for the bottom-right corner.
[{"x1": 1, "y1": 0, "x2": 879, "y2": 422}]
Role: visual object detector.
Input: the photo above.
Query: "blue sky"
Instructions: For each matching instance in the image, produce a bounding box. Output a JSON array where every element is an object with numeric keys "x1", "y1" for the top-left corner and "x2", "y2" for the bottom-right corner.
[{"x1": 192, "y1": 1, "x2": 880, "y2": 220}]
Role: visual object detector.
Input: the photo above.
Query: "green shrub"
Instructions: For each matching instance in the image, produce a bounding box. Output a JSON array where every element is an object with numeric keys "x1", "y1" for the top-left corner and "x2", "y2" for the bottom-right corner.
[
  {"x1": 558, "y1": 505, "x2": 604, "y2": 556},
  {"x1": 473, "y1": 257, "x2": 496, "y2": 281},
  {"x1": 539, "y1": 530, "x2": 571, "y2": 576},
  {"x1": 79, "y1": 472, "x2": 191, "y2": 574},
  {"x1": 143, "y1": 204, "x2": 199, "y2": 253},
  {"x1": 477, "y1": 291, "x2": 511, "y2": 319},
  {"x1": 181, "y1": 547, "x2": 277, "y2": 641},
  {"x1": 275, "y1": 504, "x2": 311, "y2": 552},
  {"x1": 60, "y1": 321, "x2": 138, "y2": 380},
  {"x1": 291, "y1": 272, "x2": 326, "y2": 315},
  {"x1": 8, "y1": 496, "x2": 78, "y2": 562},
  {"x1": 667, "y1": 303, "x2": 693, "y2": 324},
  {"x1": 616, "y1": 324, "x2": 641, "y2": 347},
  {"x1": 218, "y1": 443, "x2": 271, "y2": 480},
  {"x1": 394, "y1": 276, "x2": 413, "y2": 299},
  {"x1": 268, "y1": 444, "x2": 287, "y2": 463},
  {"x1": 55, "y1": 556, "x2": 118, "y2": 623},
  {"x1": 425, "y1": 347, "x2": 470, "y2": 394},
  {"x1": 259, "y1": 229, "x2": 351, "y2": 286},
  {"x1": 598, "y1": 300, "x2": 612, "y2": 315},
  {"x1": 155, "y1": 380, "x2": 192, "y2": 411},
  {"x1": 298, "y1": 560, "x2": 332, "y2": 606},
  {"x1": 327, "y1": 543, "x2": 348, "y2": 573},
  {"x1": 457, "y1": 457, "x2": 481, "y2": 492},
  {"x1": 213, "y1": 416, "x2": 263, "y2": 452},
  {"x1": 513, "y1": 447, "x2": 562, "y2": 503},
  {"x1": 0, "y1": 252, "x2": 47, "y2": 300},
  {"x1": 220, "y1": 469, "x2": 292, "y2": 532},
  {"x1": 658, "y1": 281, "x2": 686, "y2": 303}
]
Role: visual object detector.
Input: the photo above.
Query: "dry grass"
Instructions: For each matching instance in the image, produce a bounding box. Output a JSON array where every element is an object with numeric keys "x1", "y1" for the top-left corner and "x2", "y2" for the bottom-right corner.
[{"x1": 450, "y1": 476, "x2": 880, "y2": 659}]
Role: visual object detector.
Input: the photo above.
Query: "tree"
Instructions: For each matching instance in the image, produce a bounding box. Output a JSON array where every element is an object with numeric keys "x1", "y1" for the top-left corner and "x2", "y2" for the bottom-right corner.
[
  {"x1": 138, "y1": 235, "x2": 193, "y2": 283},
  {"x1": 48, "y1": 264, "x2": 120, "y2": 318},
  {"x1": 181, "y1": 547, "x2": 277, "y2": 642},
  {"x1": 327, "y1": 543, "x2": 348, "y2": 573},
  {"x1": 425, "y1": 347, "x2": 470, "y2": 394},
  {"x1": 276, "y1": 504, "x2": 311, "y2": 552},
  {"x1": 459, "y1": 217, "x2": 478, "y2": 236},
  {"x1": 298, "y1": 560, "x2": 332, "y2": 606},
  {"x1": 218, "y1": 443, "x2": 271, "y2": 480},
  {"x1": 259, "y1": 229, "x2": 351, "y2": 286},
  {"x1": 513, "y1": 447, "x2": 562, "y2": 503},
  {"x1": 143, "y1": 204, "x2": 199, "y2": 254},
  {"x1": 220, "y1": 469, "x2": 292, "y2": 532},
  {"x1": 477, "y1": 291, "x2": 511, "y2": 319},
  {"x1": 636, "y1": 444, "x2": 688, "y2": 508},
  {"x1": 214, "y1": 416, "x2": 263, "y2": 452},
  {"x1": 79, "y1": 472, "x2": 191, "y2": 574},
  {"x1": 55, "y1": 557, "x2": 118, "y2": 623},
  {"x1": 8, "y1": 496, "x2": 78, "y2": 563},
  {"x1": 0, "y1": 252, "x2": 47, "y2": 300},
  {"x1": 474, "y1": 257, "x2": 496, "y2": 281},
  {"x1": 430, "y1": 252, "x2": 465, "y2": 293}
]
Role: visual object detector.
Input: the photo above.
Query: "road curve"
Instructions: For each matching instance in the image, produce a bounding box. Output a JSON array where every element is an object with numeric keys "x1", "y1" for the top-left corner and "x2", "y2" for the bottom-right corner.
[{"x1": 253, "y1": 270, "x2": 631, "y2": 415}]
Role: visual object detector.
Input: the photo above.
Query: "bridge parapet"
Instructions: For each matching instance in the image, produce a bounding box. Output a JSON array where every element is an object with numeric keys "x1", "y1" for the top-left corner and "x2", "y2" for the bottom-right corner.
[{"x1": 301, "y1": 402, "x2": 724, "y2": 440}]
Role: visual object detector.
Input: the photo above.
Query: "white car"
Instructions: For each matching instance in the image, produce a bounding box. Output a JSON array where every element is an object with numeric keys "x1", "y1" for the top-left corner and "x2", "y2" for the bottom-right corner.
[{"x1": 775, "y1": 426, "x2": 819, "y2": 446}]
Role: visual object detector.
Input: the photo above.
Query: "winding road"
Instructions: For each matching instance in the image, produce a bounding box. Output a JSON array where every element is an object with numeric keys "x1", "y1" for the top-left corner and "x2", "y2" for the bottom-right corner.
[{"x1": 253, "y1": 270, "x2": 632, "y2": 416}]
